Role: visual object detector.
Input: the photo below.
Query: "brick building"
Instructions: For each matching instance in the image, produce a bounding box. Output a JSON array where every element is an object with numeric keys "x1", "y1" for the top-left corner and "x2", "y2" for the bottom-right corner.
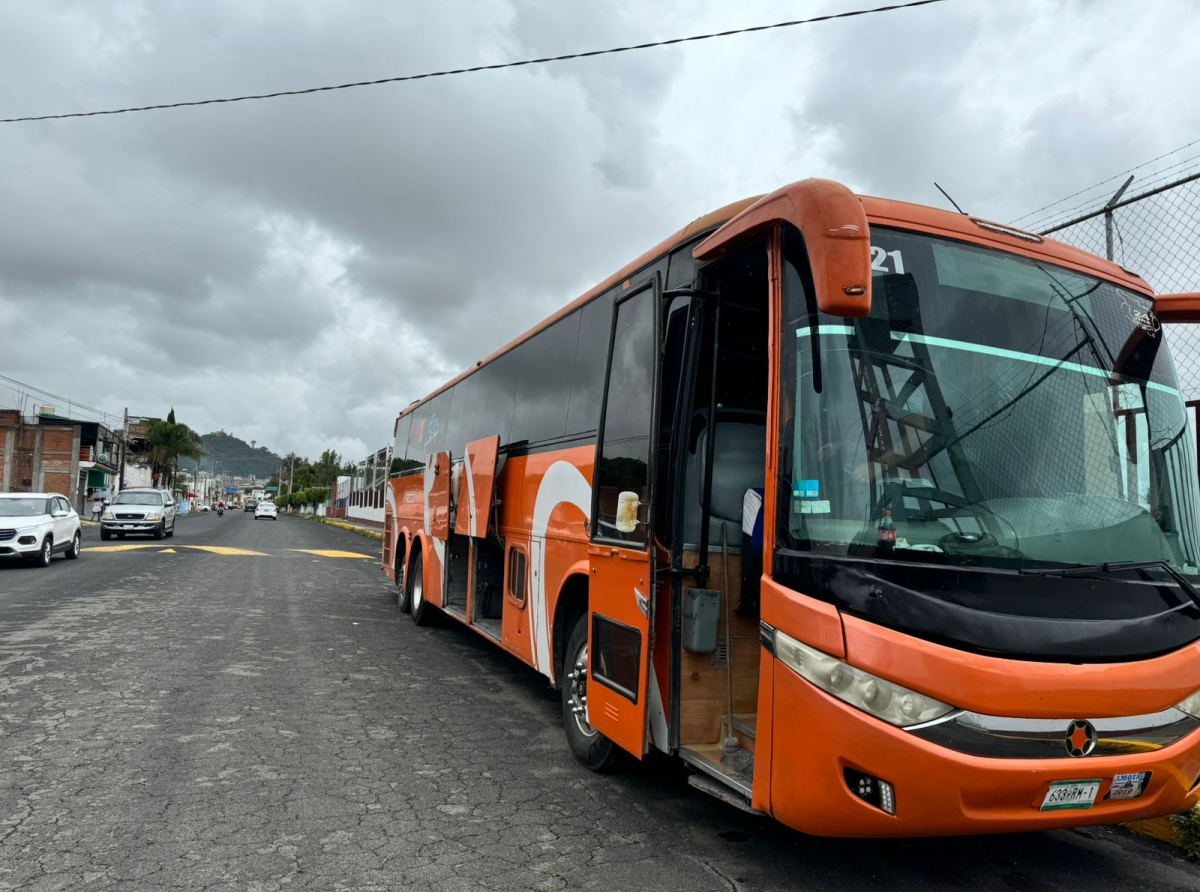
[{"x1": 0, "y1": 409, "x2": 82, "y2": 501}]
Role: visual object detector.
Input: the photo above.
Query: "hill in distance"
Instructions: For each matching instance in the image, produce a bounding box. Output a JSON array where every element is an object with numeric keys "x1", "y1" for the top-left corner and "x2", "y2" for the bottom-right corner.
[{"x1": 178, "y1": 431, "x2": 282, "y2": 479}]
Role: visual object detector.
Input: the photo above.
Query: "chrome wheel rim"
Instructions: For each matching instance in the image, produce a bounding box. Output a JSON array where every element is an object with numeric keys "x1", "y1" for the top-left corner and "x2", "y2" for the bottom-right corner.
[
  {"x1": 412, "y1": 565, "x2": 423, "y2": 610},
  {"x1": 71, "y1": 535, "x2": 79, "y2": 557},
  {"x1": 41, "y1": 541, "x2": 51, "y2": 564},
  {"x1": 568, "y1": 643, "x2": 596, "y2": 739}
]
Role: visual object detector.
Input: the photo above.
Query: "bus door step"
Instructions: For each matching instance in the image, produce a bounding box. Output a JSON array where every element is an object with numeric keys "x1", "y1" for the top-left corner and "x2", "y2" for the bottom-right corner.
[
  {"x1": 687, "y1": 772, "x2": 763, "y2": 815},
  {"x1": 679, "y1": 745, "x2": 761, "y2": 814}
]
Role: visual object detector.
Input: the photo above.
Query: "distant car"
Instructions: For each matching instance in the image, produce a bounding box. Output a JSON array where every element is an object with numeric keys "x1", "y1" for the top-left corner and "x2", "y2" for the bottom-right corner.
[
  {"x1": 197, "y1": 504, "x2": 210, "y2": 512},
  {"x1": 0, "y1": 492, "x2": 82, "y2": 567},
  {"x1": 254, "y1": 502, "x2": 278, "y2": 521},
  {"x1": 244, "y1": 499, "x2": 258, "y2": 512},
  {"x1": 101, "y1": 488, "x2": 177, "y2": 540}
]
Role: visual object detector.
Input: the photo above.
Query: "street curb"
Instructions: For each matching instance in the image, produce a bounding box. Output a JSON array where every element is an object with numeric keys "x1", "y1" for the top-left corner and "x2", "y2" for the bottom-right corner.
[
  {"x1": 1124, "y1": 816, "x2": 1181, "y2": 847},
  {"x1": 287, "y1": 513, "x2": 384, "y2": 541}
]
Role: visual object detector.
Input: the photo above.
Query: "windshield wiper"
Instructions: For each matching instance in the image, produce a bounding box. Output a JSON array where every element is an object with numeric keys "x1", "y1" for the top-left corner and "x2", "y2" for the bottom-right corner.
[{"x1": 1022, "y1": 559, "x2": 1200, "y2": 608}]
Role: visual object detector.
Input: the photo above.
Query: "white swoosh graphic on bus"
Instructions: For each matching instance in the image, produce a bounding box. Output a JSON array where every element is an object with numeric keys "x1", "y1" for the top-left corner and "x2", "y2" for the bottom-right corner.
[{"x1": 530, "y1": 460, "x2": 591, "y2": 681}]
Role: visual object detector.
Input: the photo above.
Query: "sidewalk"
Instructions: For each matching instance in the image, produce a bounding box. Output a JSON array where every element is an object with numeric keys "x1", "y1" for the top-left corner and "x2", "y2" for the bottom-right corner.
[{"x1": 288, "y1": 513, "x2": 384, "y2": 541}]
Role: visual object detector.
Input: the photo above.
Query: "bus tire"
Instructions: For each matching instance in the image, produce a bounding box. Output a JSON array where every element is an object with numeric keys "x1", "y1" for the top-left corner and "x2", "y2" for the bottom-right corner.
[
  {"x1": 397, "y1": 547, "x2": 411, "y2": 613},
  {"x1": 561, "y1": 614, "x2": 622, "y2": 772},
  {"x1": 409, "y1": 550, "x2": 434, "y2": 626}
]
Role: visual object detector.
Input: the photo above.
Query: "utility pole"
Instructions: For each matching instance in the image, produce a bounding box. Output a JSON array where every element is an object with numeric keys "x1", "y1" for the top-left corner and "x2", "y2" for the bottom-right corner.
[{"x1": 117, "y1": 407, "x2": 129, "y2": 493}]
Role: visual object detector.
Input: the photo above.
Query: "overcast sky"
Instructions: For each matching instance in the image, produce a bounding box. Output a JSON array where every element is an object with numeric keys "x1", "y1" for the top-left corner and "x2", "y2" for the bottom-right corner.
[{"x1": 3, "y1": 0, "x2": 1199, "y2": 461}]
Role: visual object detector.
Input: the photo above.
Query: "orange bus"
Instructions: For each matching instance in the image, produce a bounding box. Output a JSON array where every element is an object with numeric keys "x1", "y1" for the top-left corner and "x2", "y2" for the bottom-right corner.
[{"x1": 383, "y1": 178, "x2": 1200, "y2": 836}]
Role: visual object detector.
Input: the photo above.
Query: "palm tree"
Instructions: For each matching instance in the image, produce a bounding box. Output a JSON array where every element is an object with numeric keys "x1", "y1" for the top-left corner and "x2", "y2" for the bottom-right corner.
[{"x1": 145, "y1": 409, "x2": 204, "y2": 489}]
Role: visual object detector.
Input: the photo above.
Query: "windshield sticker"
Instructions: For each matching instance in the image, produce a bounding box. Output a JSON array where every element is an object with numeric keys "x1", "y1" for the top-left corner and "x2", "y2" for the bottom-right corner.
[
  {"x1": 793, "y1": 479, "x2": 820, "y2": 499},
  {"x1": 1121, "y1": 294, "x2": 1160, "y2": 337},
  {"x1": 798, "y1": 500, "x2": 831, "y2": 515},
  {"x1": 870, "y1": 246, "x2": 906, "y2": 274}
]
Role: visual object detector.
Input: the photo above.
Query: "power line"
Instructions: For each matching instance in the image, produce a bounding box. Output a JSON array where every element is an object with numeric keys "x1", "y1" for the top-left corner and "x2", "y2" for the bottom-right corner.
[
  {"x1": 0, "y1": 0, "x2": 958, "y2": 124},
  {"x1": 0, "y1": 373, "x2": 122, "y2": 424}
]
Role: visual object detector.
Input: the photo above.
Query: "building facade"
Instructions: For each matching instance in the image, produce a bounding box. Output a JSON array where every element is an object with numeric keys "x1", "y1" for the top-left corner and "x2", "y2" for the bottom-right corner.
[{"x1": 0, "y1": 410, "x2": 82, "y2": 504}]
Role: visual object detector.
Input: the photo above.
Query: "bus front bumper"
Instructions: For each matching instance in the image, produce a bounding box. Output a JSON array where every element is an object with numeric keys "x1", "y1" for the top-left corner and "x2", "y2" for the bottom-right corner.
[{"x1": 768, "y1": 660, "x2": 1200, "y2": 838}]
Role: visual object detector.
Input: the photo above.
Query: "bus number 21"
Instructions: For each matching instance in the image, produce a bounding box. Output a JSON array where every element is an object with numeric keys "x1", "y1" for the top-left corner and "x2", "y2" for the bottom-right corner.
[{"x1": 871, "y1": 246, "x2": 906, "y2": 274}]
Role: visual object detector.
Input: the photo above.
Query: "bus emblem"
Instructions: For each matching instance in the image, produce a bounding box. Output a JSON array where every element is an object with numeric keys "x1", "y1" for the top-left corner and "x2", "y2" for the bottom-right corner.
[{"x1": 1064, "y1": 720, "x2": 1097, "y2": 757}]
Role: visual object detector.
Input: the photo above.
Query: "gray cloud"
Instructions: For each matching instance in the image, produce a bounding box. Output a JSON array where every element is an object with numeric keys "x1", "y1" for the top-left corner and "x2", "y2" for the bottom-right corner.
[{"x1": 2, "y1": 0, "x2": 1198, "y2": 462}]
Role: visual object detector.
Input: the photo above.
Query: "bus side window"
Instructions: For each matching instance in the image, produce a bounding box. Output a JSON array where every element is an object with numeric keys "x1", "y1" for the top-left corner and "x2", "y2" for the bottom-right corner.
[
  {"x1": 444, "y1": 373, "x2": 481, "y2": 456},
  {"x1": 472, "y1": 351, "x2": 519, "y2": 444},
  {"x1": 391, "y1": 413, "x2": 413, "y2": 475},
  {"x1": 506, "y1": 545, "x2": 527, "y2": 606},
  {"x1": 423, "y1": 388, "x2": 453, "y2": 457},
  {"x1": 566, "y1": 295, "x2": 614, "y2": 437},
  {"x1": 511, "y1": 313, "x2": 581, "y2": 445}
]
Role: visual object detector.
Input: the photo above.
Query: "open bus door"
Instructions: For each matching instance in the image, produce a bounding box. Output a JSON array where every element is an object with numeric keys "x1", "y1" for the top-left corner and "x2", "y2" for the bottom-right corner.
[{"x1": 585, "y1": 277, "x2": 660, "y2": 757}]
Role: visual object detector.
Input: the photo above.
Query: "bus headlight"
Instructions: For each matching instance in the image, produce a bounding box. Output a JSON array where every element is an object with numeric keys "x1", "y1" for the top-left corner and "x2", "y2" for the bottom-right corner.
[
  {"x1": 1176, "y1": 689, "x2": 1200, "y2": 719},
  {"x1": 773, "y1": 629, "x2": 955, "y2": 727}
]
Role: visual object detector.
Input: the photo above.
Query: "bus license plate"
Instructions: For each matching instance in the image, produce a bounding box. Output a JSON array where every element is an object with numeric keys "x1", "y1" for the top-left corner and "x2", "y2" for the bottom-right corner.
[{"x1": 1040, "y1": 780, "x2": 1101, "y2": 811}]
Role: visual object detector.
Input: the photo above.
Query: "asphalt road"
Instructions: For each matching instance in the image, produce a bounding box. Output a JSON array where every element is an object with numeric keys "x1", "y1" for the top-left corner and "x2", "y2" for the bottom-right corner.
[{"x1": 1, "y1": 511, "x2": 1198, "y2": 891}]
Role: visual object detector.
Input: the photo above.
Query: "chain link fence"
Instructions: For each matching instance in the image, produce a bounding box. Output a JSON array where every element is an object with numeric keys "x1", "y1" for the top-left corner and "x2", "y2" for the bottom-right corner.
[{"x1": 1034, "y1": 171, "x2": 1200, "y2": 397}]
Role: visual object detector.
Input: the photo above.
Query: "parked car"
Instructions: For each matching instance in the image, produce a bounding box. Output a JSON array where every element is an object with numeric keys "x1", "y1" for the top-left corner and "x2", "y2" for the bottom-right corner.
[
  {"x1": 101, "y1": 489, "x2": 177, "y2": 540},
  {"x1": 0, "y1": 493, "x2": 82, "y2": 567},
  {"x1": 254, "y1": 501, "x2": 278, "y2": 521},
  {"x1": 244, "y1": 499, "x2": 258, "y2": 512}
]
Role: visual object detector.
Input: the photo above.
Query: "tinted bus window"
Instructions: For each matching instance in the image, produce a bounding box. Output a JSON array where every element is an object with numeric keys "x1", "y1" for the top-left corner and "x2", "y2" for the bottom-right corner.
[
  {"x1": 595, "y1": 286, "x2": 655, "y2": 543},
  {"x1": 511, "y1": 313, "x2": 581, "y2": 445},
  {"x1": 444, "y1": 372, "x2": 481, "y2": 454},
  {"x1": 391, "y1": 414, "x2": 414, "y2": 474},
  {"x1": 407, "y1": 401, "x2": 433, "y2": 463},
  {"x1": 566, "y1": 294, "x2": 612, "y2": 436},
  {"x1": 424, "y1": 389, "x2": 453, "y2": 456},
  {"x1": 472, "y1": 351, "x2": 519, "y2": 444}
]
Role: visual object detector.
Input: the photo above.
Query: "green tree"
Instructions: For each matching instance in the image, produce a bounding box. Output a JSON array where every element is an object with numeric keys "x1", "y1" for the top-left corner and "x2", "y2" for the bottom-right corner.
[
  {"x1": 310, "y1": 449, "x2": 343, "y2": 488},
  {"x1": 291, "y1": 463, "x2": 317, "y2": 491},
  {"x1": 145, "y1": 409, "x2": 204, "y2": 489}
]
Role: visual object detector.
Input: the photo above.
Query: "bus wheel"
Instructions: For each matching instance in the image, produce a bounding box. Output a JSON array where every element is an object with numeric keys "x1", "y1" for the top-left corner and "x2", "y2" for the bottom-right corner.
[
  {"x1": 409, "y1": 551, "x2": 433, "y2": 626},
  {"x1": 397, "y1": 552, "x2": 411, "y2": 613},
  {"x1": 561, "y1": 614, "x2": 621, "y2": 772}
]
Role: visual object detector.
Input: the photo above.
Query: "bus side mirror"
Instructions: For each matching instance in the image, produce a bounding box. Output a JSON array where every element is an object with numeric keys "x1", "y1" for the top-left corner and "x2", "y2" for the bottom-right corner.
[
  {"x1": 616, "y1": 491, "x2": 641, "y2": 533},
  {"x1": 1154, "y1": 292, "x2": 1200, "y2": 324},
  {"x1": 693, "y1": 178, "x2": 872, "y2": 317}
]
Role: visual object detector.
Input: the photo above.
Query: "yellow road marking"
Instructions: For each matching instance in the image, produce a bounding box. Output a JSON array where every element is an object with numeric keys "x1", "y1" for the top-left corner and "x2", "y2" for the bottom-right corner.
[
  {"x1": 289, "y1": 549, "x2": 374, "y2": 559},
  {"x1": 158, "y1": 548, "x2": 177, "y2": 554},
  {"x1": 85, "y1": 544, "x2": 163, "y2": 553},
  {"x1": 182, "y1": 545, "x2": 269, "y2": 556}
]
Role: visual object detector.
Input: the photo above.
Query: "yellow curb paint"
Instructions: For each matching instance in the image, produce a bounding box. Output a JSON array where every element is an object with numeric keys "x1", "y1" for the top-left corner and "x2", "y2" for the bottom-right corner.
[
  {"x1": 182, "y1": 545, "x2": 269, "y2": 556},
  {"x1": 289, "y1": 549, "x2": 374, "y2": 559},
  {"x1": 324, "y1": 521, "x2": 384, "y2": 539},
  {"x1": 1124, "y1": 816, "x2": 1183, "y2": 847},
  {"x1": 85, "y1": 544, "x2": 164, "y2": 553}
]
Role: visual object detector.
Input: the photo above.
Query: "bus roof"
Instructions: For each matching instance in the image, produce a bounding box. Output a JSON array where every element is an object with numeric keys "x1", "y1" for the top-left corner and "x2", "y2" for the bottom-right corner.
[{"x1": 397, "y1": 182, "x2": 1152, "y2": 423}]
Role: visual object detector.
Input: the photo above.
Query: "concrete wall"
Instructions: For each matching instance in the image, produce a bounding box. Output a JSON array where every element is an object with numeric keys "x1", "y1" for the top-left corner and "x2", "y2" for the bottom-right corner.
[
  {"x1": 347, "y1": 504, "x2": 385, "y2": 526},
  {"x1": 124, "y1": 463, "x2": 154, "y2": 489}
]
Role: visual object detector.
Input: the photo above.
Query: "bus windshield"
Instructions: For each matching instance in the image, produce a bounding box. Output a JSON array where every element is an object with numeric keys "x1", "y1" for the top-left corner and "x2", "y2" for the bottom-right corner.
[{"x1": 779, "y1": 227, "x2": 1200, "y2": 575}]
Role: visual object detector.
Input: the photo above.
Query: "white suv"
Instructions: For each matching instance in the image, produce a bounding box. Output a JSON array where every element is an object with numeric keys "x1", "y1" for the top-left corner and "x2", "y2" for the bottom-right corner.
[
  {"x1": 0, "y1": 493, "x2": 82, "y2": 567},
  {"x1": 101, "y1": 489, "x2": 177, "y2": 540}
]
